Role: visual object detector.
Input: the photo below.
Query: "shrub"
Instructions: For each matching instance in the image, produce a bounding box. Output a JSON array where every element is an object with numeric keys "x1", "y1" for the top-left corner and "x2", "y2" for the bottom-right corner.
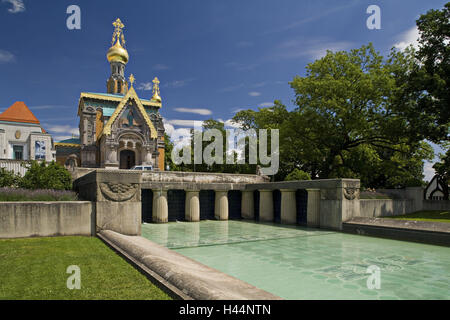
[
  {"x1": 0, "y1": 168, "x2": 21, "y2": 187},
  {"x1": 285, "y1": 168, "x2": 311, "y2": 181},
  {"x1": 19, "y1": 161, "x2": 72, "y2": 190}
]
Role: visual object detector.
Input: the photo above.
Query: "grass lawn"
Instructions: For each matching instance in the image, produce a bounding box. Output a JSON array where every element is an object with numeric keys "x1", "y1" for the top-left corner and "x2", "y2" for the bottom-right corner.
[
  {"x1": 0, "y1": 236, "x2": 172, "y2": 300},
  {"x1": 382, "y1": 210, "x2": 450, "y2": 223}
]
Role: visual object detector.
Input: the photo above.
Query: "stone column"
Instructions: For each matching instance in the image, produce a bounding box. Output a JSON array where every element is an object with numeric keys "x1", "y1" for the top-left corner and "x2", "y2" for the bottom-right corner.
[
  {"x1": 214, "y1": 190, "x2": 229, "y2": 220},
  {"x1": 152, "y1": 189, "x2": 168, "y2": 223},
  {"x1": 259, "y1": 189, "x2": 274, "y2": 222},
  {"x1": 280, "y1": 189, "x2": 297, "y2": 224},
  {"x1": 104, "y1": 142, "x2": 119, "y2": 169},
  {"x1": 306, "y1": 188, "x2": 320, "y2": 227},
  {"x1": 241, "y1": 190, "x2": 254, "y2": 220},
  {"x1": 319, "y1": 179, "x2": 360, "y2": 230},
  {"x1": 185, "y1": 190, "x2": 200, "y2": 222}
]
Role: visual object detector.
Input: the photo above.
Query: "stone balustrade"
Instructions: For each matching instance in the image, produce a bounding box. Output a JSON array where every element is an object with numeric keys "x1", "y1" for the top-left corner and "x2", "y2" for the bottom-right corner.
[{"x1": 74, "y1": 170, "x2": 362, "y2": 235}]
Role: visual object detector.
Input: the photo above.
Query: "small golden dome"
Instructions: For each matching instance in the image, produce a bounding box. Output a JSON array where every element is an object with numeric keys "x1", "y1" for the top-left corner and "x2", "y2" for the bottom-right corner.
[{"x1": 107, "y1": 39, "x2": 129, "y2": 64}]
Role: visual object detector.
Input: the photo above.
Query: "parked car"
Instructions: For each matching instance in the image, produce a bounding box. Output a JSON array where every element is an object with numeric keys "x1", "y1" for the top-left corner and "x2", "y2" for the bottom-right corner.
[{"x1": 130, "y1": 165, "x2": 153, "y2": 171}]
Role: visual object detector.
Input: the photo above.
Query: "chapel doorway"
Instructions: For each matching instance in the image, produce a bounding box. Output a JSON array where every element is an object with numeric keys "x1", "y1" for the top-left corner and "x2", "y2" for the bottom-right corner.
[{"x1": 120, "y1": 150, "x2": 135, "y2": 169}]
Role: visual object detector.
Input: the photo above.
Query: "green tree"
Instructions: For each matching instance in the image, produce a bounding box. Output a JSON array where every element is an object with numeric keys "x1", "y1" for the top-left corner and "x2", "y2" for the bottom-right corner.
[
  {"x1": 285, "y1": 168, "x2": 311, "y2": 181},
  {"x1": 164, "y1": 132, "x2": 179, "y2": 171},
  {"x1": 233, "y1": 101, "x2": 289, "y2": 179},
  {"x1": 286, "y1": 43, "x2": 431, "y2": 184},
  {"x1": 395, "y1": 3, "x2": 450, "y2": 143}
]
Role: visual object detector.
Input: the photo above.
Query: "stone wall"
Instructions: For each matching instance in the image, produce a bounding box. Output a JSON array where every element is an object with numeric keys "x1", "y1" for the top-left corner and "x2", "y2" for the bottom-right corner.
[
  {"x1": 0, "y1": 201, "x2": 93, "y2": 238},
  {"x1": 423, "y1": 200, "x2": 450, "y2": 211},
  {"x1": 359, "y1": 199, "x2": 414, "y2": 218}
]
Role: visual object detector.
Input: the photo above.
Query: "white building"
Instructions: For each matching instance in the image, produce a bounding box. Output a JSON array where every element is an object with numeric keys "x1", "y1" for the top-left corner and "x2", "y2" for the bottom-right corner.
[{"x1": 0, "y1": 101, "x2": 55, "y2": 175}]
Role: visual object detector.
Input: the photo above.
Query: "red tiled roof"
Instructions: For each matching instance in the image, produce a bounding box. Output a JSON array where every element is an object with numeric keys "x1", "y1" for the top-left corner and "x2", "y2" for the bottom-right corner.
[{"x1": 0, "y1": 101, "x2": 40, "y2": 124}]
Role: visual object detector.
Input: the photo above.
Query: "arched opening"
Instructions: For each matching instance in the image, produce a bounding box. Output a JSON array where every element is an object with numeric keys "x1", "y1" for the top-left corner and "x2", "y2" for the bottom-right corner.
[
  {"x1": 253, "y1": 190, "x2": 260, "y2": 221},
  {"x1": 273, "y1": 189, "x2": 281, "y2": 223},
  {"x1": 168, "y1": 190, "x2": 185, "y2": 221},
  {"x1": 228, "y1": 190, "x2": 242, "y2": 220},
  {"x1": 119, "y1": 149, "x2": 135, "y2": 169},
  {"x1": 296, "y1": 189, "x2": 308, "y2": 225},
  {"x1": 200, "y1": 190, "x2": 215, "y2": 220},
  {"x1": 141, "y1": 189, "x2": 153, "y2": 223}
]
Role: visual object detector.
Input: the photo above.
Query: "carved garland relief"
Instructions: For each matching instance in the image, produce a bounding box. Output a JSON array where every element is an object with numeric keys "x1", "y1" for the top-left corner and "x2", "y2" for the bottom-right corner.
[{"x1": 99, "y1": 182, "x2": 138, "y2": 202}]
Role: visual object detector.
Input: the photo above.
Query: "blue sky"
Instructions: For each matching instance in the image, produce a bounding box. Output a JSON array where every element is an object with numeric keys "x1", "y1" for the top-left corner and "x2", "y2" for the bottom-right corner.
[{"x1": 0, "y1": 0, "x2": 447, "y2": 180}]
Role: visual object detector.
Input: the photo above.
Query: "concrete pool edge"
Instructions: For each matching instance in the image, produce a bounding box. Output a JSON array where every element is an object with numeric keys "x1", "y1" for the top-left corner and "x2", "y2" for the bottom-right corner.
[
  {"x1": 98, "y1": 230, "x2": 282, "y2": 300},
  {"x1": 343, "y1": 217, "x2": 450, "y2": 246}
]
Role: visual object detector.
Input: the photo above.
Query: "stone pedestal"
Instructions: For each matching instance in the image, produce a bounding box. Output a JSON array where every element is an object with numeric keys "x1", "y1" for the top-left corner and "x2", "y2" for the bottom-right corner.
[
  {"x1": 73, "y1": 170, "x2": 142, "y2": 235},
  {"x1": 259, "y1": 189, "x2": 274, "y2": 222},
  {"x1": 319, "y1": 179, "x2": 360, "y2": 230},
  {"x1": 185, "y1": 190, "x2": 200, "y2": 222},
  {"x1": 280, "y1": 189, "x2": 297, "y2": 224},
  {"x1": 152, "y1": 189, "x2": 168, "y2": 223},
  {"x1": 241, "y1": 190, "x2": 254, "y2": 220},
  {"x1": 214, "y1": 190, "x2": 229, "y2": 220},
  {"x1": 306, "y1": 188, "x2": 320, "y2": 227}
]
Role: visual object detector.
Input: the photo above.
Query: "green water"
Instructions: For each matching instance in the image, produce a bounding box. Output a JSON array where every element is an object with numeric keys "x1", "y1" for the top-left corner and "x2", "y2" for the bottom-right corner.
[{"x1": 141, "y1": 220, "x2": 450, "y2": 300}]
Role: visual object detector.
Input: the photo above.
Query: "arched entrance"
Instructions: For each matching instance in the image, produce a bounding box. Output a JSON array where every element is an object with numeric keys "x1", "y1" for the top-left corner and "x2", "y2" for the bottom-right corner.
[{"x1": 119, "y1": 150, "x2": 135, "y2": 169}]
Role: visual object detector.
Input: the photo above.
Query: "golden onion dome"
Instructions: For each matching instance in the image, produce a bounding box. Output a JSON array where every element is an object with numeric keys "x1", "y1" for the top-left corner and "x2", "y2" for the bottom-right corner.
[{"x1": 107, "y1": 39, "x2": 129, "y2": 64}]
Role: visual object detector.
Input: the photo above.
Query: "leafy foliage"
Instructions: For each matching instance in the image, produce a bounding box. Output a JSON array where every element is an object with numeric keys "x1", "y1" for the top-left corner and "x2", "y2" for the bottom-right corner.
[
  {"x1": 233, "y1": 43, "x2": 434, "y2": 187},
  {"x1": 285, "y1": 169, "x2": 311, "y2": 181},
  {"x1": 0, "y1": 168, "x2": 21, "y2": 188},
  {"x1": 19, "y1": 161, "x2": 72, "y2": 190},
  {"x1": 393, "y1": 2, "x2": 450, "y2": 143}
]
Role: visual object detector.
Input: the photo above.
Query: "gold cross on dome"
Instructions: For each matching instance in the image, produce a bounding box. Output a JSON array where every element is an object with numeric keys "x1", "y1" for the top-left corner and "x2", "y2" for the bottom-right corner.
[
  {"x1": 113, "y1": 18, "x2": 124, "y2": 32},
  {"x1": 129, "y1": 74, "x2": 135, "y2": 86},
  {"x1": 112, "y1": 18, "x2": 125, "y2": 45}
]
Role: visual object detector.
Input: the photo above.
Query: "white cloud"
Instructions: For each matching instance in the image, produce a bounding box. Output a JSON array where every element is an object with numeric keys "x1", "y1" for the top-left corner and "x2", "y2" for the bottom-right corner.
[
  {"x1": 45, "y1": 125, "x2": 78, "y2": 135},
  {"x1": 0, "y1": 49, "x2": 15, "y2": 63},
  {"x1": 153, "y1": 64, "x2": 170, "y2": 70},
  {"x1": 174, "y1": 107, "x2": 212, "y2": 116},
  {"x1": 259, "y1": 102, "x2": 273, "y2": 107},
  {"x1": 274, "y1": 38, "x2": 353, "y2": 60},
  {"x1": 54, "y1": 135, "x2": 74, "y2": 142},
  {"x1": 163, "y1": 122, "x2": 175, "y2": 137},
  {"x1": 162, "y1": 78, "x2": 195, "y2": 88},
  {"x1": 232, "y1": 107, "x2": 249, "y2": 113},
  {"x1": 137, "y1": 82, "x2": 152, "y2": 91},
  {"x1": 164, "y1": 119, "x2": 204, "y2": 127},
  {"x1": 248, "y1": 91, "x2": 261, "y2": 97},
  {"x1": 30, "y1": 105, "x2": 71, "y2": 110},
  {"x1": 394, "y1": 26, "x2": 420, "y2": 51},
  {"x1": 423, "y1": 161, "x2": 436, "y2": 183},
  {"x1": 2, "y1": 0, "x2": 25, "y2": 13},
  {"x1": 223, "y1": 119, "x2": 241, "y2": 128}
]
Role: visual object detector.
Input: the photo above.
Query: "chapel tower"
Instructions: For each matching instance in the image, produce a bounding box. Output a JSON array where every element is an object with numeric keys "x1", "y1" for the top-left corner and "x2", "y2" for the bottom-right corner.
[{"x1": 106, "y1": 18, "x2": 129, "y2": 94}]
